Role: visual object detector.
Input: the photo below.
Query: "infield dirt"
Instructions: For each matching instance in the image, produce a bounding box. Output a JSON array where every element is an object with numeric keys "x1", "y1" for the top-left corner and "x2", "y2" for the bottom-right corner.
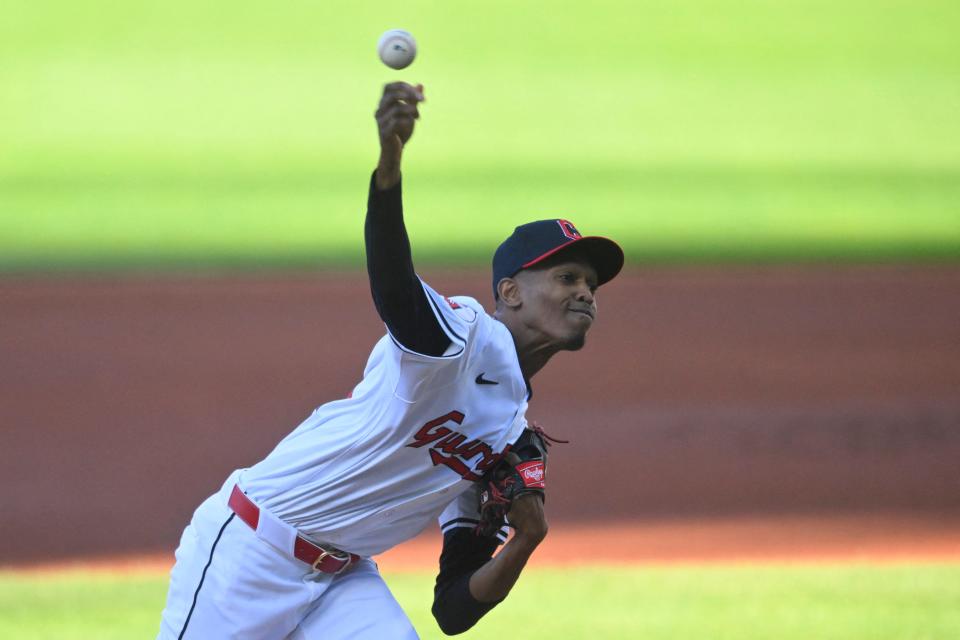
[{"x1": 2, "y1": 266, "x2": 958, "y2": 567}]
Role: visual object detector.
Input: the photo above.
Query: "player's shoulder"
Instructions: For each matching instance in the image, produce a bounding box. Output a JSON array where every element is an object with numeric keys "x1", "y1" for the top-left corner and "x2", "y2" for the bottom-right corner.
[
  {"x1": 418, "y1": 279, "x2": 484, "y2": 325},
  {"x1": 440, "y1": 294, "x2": 484, "y2": 324},
  {"x1": 442, "y1": 296, "x2": 512, "y2": 349}
]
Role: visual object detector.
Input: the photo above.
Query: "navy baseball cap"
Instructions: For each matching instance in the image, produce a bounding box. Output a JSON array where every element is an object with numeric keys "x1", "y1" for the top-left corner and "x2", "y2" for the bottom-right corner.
[{"x1": 492, "y1": 219, "x2": 624, "y2": 299}]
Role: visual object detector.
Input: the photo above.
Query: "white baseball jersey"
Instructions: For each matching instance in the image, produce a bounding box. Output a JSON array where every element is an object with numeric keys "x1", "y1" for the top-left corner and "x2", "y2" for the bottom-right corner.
[{"x1": 238, "y1": 278, "x2": 528, "y2": 557}]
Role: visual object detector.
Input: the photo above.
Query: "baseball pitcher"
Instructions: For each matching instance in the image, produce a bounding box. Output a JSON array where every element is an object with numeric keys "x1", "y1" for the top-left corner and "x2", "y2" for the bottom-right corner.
[{"x1": 157, "y1": 81, "x2": 623, "y2": 639}]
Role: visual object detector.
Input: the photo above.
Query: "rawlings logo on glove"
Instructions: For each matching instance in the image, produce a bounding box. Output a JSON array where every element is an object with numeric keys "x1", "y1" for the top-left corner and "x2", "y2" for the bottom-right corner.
[
  {"x1": 517, "y1": 460, "x2": 545, "y2": 488},
  {"x1": 475, "y1": 422, "x2": 567, "y2": 538}
]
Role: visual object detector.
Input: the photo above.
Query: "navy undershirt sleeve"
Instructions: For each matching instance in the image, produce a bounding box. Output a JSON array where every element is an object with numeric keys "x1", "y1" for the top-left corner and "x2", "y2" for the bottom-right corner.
[
  {"x1": 365, "y1": 171, "x2": 451, "y2": 356},
  {"x1": 431, "y1": 528, "x2": 503, "y2": 635}
]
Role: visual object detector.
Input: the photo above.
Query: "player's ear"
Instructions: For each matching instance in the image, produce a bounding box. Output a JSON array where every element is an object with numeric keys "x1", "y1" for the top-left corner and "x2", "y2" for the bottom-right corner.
[{"x1": 497, "y1": 277, "x2": 522, "y2": 309}]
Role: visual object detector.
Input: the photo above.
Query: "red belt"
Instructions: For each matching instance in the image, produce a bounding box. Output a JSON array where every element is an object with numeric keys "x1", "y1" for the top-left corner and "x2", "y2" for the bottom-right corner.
[{"x1": 228, "y1": 484, "x2": 360, "y2": 574}]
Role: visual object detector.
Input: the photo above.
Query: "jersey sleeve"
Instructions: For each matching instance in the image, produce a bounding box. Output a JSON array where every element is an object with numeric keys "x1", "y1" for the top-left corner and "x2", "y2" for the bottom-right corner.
[
  {"x1": 432, "y1": 485, "x2": 506, "y2": 635},
  {"x1": 365, "y1": 173, "x2": 451, "y2": 357},
  {"x1": 385, "y1": 281, "x2": 486, "y2": 403},
  {"x1": 431, "y1": 527, "x2": 502, "y2": 635},
  {"x1": 385, "y1": 278, "x2": 481, "y2": 363}
]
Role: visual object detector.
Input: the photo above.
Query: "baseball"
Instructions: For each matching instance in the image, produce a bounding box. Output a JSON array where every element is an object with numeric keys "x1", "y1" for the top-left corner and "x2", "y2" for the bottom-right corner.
[{"x1": 377, "y1": 29, "x2": 417, "y2": 70}]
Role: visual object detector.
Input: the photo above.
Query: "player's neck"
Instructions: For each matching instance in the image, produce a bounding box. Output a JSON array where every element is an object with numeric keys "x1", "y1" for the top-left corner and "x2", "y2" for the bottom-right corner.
[
  {"x1": 494, "y1": 312, "x2": 560, "y2": 380},
  {"x1": 516, "y1": 345, "x2": 558, "y2": 380}
]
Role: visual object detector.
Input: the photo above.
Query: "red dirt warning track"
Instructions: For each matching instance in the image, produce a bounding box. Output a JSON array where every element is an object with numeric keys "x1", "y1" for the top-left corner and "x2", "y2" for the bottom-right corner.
[
  {"x1": 2, "y1": 266, "x2": 959, "y2": 568},
  {"x1": 11, "y1": 514, "x2": 960, "y2": 576}
]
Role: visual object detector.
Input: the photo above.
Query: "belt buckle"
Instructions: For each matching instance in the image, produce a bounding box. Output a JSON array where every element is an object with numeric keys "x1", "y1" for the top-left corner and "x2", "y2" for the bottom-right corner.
[
  {"x1": 311, "y1": 550, "x2": 333, "y2": 572},
  {"x1": 311, "y1": 548, "x2": 353, "y2": 574}
]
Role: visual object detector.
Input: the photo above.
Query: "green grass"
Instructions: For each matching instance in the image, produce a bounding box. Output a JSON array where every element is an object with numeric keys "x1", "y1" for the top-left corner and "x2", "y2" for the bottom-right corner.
[
  {"x1": 1, "y1": 0, "x2": 959, "y2": 270},
  {"x1": 2, "y1": 564, "x2": 959, "y2": 639}
]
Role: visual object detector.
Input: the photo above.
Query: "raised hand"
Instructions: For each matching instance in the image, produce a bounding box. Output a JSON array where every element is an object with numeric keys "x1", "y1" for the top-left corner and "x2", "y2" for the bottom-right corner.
[{"x1": 375, "y1": 82, "x2": 425, "y2": 189}]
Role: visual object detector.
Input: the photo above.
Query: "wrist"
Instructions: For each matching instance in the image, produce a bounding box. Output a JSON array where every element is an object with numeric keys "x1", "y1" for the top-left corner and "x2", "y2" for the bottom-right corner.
[
  {"x1": 510, "y1": 528, "x2": 546, "y2": 553},
  {"x1": 377, "y1": 145, "x2": 403, "y2": 189},
  {"x1": 375, "y1": 167, "x2": 400, "y2": 190},
  {"x1": 375, "y1": 154, "x2": 401, "y2": 190}
]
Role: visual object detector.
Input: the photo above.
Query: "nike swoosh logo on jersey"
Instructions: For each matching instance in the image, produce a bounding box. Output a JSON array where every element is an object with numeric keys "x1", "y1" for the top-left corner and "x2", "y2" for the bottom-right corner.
[{"x1": 475, "y1": 373, "x2": 499, "y2": 385}]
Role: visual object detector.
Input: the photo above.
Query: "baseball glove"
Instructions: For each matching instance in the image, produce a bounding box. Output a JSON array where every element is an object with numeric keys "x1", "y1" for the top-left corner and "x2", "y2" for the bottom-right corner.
[{"x1": 476, "y1": 422, "x2": 567, "y2": 538}]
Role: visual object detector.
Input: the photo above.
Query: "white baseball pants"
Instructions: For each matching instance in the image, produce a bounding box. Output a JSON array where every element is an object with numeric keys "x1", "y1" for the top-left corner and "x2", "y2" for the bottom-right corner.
[{"x1": 157, "y1": 474, "x2": 420, "y2": 639}]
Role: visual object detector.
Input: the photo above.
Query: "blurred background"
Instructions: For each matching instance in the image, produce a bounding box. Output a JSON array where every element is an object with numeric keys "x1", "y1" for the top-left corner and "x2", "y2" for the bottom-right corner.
[{"x1": 1, "y1": 1, "x2": 959, "y2": 638}]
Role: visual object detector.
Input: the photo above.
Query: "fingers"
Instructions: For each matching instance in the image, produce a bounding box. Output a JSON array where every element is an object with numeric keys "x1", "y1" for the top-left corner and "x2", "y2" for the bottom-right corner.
[
  {"x1": 507, "y1": 493, "x2": 548, "y2": 541},
  {"x1": 384, "y1": 82, "x2": 424, "y2": 101},
  {"x1": 377, "y1": 83, "x2": 425, "y2": 115},
  {"x1": 380, "y1": 82, "x2": 425, "y2": 102},
  {"x1": 375, "y1": 83, "x2": 425, "y2": 153},
  {"x1": 376, "y1": 102, "x2": 420, "y2": 123},
  {"x1": 376, "y1": 94, "x2": 421, "y2": 117},
  {"x1": 506, "y1": 494, "x2": 538, "y2": 521},
  {"x1": 376, "y1": 104, "x2": 418, "y2": 143}
]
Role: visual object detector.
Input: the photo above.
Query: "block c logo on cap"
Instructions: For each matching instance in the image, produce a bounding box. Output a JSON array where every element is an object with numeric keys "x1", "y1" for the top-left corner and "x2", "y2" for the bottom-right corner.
[{"x1": 557, "y1": 219, "x2": 582, "y2": 241}]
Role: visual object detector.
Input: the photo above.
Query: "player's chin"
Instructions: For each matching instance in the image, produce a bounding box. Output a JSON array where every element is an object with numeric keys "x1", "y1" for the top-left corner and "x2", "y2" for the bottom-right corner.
[
  {"x1": 562, "y1": 334, "x2": 587, "y2": 351},
  {"x1": 559, "y1": 326, "x2": 589, "y2": 351}
]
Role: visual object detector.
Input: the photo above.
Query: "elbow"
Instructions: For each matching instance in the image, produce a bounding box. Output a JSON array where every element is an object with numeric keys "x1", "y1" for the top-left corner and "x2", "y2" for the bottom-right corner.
[{"x1": 432, "y1": 601, "x2": 476, "y2": 636}]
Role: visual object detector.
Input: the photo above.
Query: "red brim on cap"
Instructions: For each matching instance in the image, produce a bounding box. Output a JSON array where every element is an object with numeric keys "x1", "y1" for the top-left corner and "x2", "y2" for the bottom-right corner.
[{"x1": 521, "y1": 236, "x2": 625, "y2": 286}]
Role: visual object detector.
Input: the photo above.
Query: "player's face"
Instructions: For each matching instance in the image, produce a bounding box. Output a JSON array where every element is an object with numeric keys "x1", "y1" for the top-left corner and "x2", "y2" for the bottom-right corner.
[{"x1": 516, "y1": 256, "x2": 599, "y2": 351}]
